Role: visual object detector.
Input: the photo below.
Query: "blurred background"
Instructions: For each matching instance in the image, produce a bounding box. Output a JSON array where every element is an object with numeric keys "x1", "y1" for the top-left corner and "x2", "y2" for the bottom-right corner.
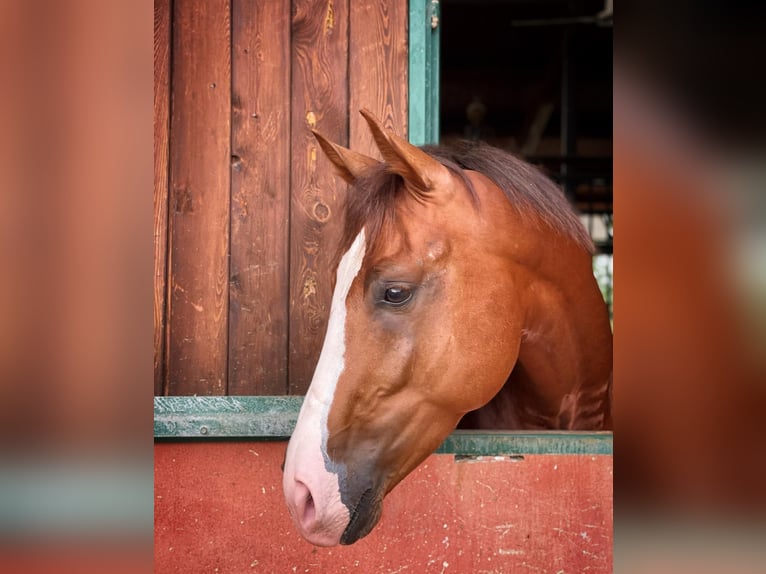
[
  {"x1": 0, "y1": 1, "x2": 153, "y2": 573},
  {"x1": 0, "y1": 1, "x2": 764, "y2": 572},
  {"x1": 614, "y1": 1, "x2": 766, "y2": 571}
]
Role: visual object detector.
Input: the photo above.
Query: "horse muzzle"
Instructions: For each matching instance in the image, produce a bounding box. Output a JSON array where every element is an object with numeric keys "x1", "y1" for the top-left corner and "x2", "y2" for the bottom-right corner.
[
  {"x1": 283, "y1": 470, "x2": 384, "y2": 546},
  {"x1": 339, "y1": 484, "x2": 384, "y2": 545},
  {"x1": 283, "y1": 436, "x2": 386, "y2": 546}
]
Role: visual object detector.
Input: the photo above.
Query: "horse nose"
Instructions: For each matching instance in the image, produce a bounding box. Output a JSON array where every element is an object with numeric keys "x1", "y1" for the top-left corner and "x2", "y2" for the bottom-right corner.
[
  {"x1": 285, "y1": 475, "x2": 345, "y2": 547},
  {"x1": 282, "y1": 420, "x2": 350, "y2": 545},
  {"x1": 290, "y1": 479, "x2": 317, "y2": 532}
]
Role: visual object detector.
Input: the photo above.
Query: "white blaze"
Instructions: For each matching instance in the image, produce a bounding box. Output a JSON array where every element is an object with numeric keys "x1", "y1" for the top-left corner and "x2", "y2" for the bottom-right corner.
[
  {"x1": 283, "y1": 230, "x2": 366, "y2": 544},
  {"x1": 306, "y1": 229, "x2": 366, "y2": 435}
]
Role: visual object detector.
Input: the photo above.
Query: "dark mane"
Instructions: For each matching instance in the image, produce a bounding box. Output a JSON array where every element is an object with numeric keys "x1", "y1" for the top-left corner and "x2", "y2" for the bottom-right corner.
[
  {"x1": 424, "y1": 140, "x2": 594, "y2": 251},
  {"x1": 337, "y1": 140, "x2": 593, "y2": 263}
]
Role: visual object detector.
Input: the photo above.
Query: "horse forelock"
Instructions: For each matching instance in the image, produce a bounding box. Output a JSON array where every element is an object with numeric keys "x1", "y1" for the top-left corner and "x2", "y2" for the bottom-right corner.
[
  {"x1": 334, "y1": 165, "x2": 398, "y2": 270},
  {"x1": 334, "y1": 159, "x2": 476, "y2": 269}
]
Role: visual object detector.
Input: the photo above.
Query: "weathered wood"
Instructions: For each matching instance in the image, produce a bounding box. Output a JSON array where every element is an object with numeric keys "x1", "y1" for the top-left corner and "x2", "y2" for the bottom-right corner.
[
  {"x1": 154, "y1": 395, "x2": 304, "y2": 438},
  {"x1": 153, "y1": 397, "x2": 613, "y2": 455},
  {"x1": 155, "y1": 443, "x2": 613, "y2": 572},
  {"x1": 159, "y1": 0, "x2": 413, "y2": 396},
  {"x1": 289, "y1": 0, "x2": 350, "y2": 394},
  {"x1": 408, "y1": 0, "x2": 440, "y2": 145},
  {"x1": 228, "y1": 0, "x2": 291, "y2": 395},
  {"x1": 167, "y1": 0, "x2": 231, "y2": 395},
  {"x1": 436, "y1": 431, "x2": 613, "y2": 456},
  {"x1": 349, "y1": 0, "x2": 409, "y2": 155},
  {"x1": 153, "y1": 0, "x2": 171, "y2": 395}
]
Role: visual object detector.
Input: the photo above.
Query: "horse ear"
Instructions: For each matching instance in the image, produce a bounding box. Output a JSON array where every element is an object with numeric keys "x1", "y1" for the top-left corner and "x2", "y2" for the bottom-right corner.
[
  {"x1": 359, "y1": 108, "x2": 451, "y2": 199},
  {"x1": 312, "y1": 129, "x2": 380, "y2": 184}
]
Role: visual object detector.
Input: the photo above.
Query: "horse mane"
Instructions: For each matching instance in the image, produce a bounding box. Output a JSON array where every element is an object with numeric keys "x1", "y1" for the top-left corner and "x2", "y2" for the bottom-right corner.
[{"x1": 337, "y1": 140, "x2": 593, "y2": 263}]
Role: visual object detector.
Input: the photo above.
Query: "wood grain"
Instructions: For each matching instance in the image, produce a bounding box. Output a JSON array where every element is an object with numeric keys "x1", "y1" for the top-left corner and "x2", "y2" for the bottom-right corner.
[
  {"x1": 289, "y1": 0, "x2": 350, "y2": 394},
  {"x1": 228, "y1": 0, "x2": 291, "y2": 395},
  {"x1": 349, "y1": 0, "x2": 409, "y2": 155},
  {"x1": 167, "y1": 0, "x2": 231, "y2": 395},
  {"x1": 153, "y1": 0, "x2": 171, "y2": 395}
]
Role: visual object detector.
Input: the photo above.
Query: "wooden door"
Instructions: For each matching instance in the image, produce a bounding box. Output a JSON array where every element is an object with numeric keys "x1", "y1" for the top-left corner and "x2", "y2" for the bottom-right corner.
[{"x1": 154, "y1": 0, "x2": 408, "y2": 396}]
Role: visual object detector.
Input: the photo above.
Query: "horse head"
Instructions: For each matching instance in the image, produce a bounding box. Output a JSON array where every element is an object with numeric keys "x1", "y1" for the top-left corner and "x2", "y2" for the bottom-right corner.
[{"x1": 282, "y1": 110, "x2": 612, "y2": 546}]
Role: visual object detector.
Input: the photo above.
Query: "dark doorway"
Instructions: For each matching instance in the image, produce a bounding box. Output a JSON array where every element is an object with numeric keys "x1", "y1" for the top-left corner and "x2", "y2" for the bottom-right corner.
[{"x1": 439, "y1": 0, "x2": 612, "y2": 252}]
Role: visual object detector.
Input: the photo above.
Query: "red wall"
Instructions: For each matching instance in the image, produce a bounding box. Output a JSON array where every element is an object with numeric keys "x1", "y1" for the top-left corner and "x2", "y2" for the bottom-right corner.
[{"x1": 155, "y1": 442, "x2": 612, "y2": 573}]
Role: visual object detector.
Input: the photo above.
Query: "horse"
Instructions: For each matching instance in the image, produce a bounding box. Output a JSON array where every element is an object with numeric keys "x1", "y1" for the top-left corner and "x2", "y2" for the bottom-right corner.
[{"x1": 282, "y1": 109, "x2": 613, "y2": 546}]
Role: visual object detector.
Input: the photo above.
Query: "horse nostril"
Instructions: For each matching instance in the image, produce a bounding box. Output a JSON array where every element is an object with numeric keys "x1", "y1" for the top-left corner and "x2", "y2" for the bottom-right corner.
[
  {"x1": 304, "y1": 491, "x2": 316, "y2": 525},
  {"x1": 294, "y1": 480, "x2": 316, "y2": 529}
]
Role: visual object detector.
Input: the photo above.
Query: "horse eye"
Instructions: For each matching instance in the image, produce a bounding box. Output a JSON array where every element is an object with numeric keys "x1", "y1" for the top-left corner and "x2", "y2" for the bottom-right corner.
[{"x1": 383, "y1": 286, "x2": 412, "y2": 306}]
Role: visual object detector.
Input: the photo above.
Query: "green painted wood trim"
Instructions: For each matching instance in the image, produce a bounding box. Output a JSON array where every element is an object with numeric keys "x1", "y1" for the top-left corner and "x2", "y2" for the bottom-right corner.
[
  {"x1": 408, "y1": 0, "x2": 440, "y2": 145},
  {"x1": 154, "y1": 396, "x2": 303, "y2": 439},
  {"x1": 435, "y1": 431, "x2": 613, "y2": 456},
  {"x1": 154, "y1": 397, "x2": 612, "y2": 455}
]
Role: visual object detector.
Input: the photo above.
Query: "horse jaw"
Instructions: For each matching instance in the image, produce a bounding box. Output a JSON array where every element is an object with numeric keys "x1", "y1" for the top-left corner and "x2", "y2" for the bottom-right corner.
[{"x1": 282, "y1": 231, "x2": 367, "y2": 546}]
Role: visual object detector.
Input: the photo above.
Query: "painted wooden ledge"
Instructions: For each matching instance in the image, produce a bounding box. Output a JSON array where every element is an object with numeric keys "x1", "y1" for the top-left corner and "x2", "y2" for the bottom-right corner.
[{"x1": 154, "y1": 396, "x2": 612, "y2": 455}]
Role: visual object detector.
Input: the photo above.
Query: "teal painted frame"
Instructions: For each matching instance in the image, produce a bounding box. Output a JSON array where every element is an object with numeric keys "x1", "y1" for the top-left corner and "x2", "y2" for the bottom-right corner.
[
  {"x1": 154, "y1": 397, "x2": 612, "y2": 455},
  {"x1": 408, "y1": 0, "x2": 440, "y2": 145}
]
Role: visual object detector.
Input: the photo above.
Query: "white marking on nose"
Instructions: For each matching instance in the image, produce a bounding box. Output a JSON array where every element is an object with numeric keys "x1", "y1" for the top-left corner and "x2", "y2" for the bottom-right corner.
[{"x1": 283, "y1": 230, "x2": 367, "y2": 545}]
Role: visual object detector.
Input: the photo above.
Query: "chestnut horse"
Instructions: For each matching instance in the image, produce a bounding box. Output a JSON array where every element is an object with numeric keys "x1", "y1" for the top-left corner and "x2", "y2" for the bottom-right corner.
[{"x1": 282, "y1": 110, "x2": 612, "y2": 546}]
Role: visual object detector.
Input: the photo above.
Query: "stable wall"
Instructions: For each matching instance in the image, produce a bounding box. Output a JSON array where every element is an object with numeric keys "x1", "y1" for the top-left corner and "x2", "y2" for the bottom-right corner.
[
  {"x1": 155, "y1": 440, "x2": 612, "y2": 573},
  {"x1": 155, "y1": 0, "x2": 409, "y2": 397}
]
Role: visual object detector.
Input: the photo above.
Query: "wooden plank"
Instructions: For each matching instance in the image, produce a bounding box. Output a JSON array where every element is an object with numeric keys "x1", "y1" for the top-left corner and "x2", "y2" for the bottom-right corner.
[
  {"x1": 155, "y1": 442, "x2": 612, "y2": 572},
  {"x1": 408, "y1": 0, "x2": 426, "y2": 144},
  {"x1": 154, "y1": 395, "x2": 304, "y2": 438},
  {"x1": 437, "y1": 431, "x2": 613, "y2": 456},
  {"x1": 153, "y1": 0, "x2": 171, "y2": 395},
  {"x1": 289, "y1": 0, "x2": 350, "y2": 394},
  {"x1": 428, "y1": 0, "x2": 440, "y2": 142},
  {"x1": 167, "y1": 0, "x2": 231, "y2": 395},
  {"x1": 408, "y1": 0, "x2": 440, "y2": 145},
  {"x1": 228, "y1": 0, "x2": 291, "y2": 395},
  {"x1": 349, "y1": 0, "x2": 409, "y2": 155},
  {"x1": 152, "y1": 397, "x2": 613, "y2": 455}
]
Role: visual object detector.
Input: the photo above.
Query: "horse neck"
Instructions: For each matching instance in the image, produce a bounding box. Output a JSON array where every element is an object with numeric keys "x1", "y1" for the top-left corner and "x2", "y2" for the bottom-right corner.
[
  {"x1": 466, "y1": 207, "x2": 613, "y2": 431},
  {"x1": 514, "y1": 219, "x2": 613, "y2": 429}
]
